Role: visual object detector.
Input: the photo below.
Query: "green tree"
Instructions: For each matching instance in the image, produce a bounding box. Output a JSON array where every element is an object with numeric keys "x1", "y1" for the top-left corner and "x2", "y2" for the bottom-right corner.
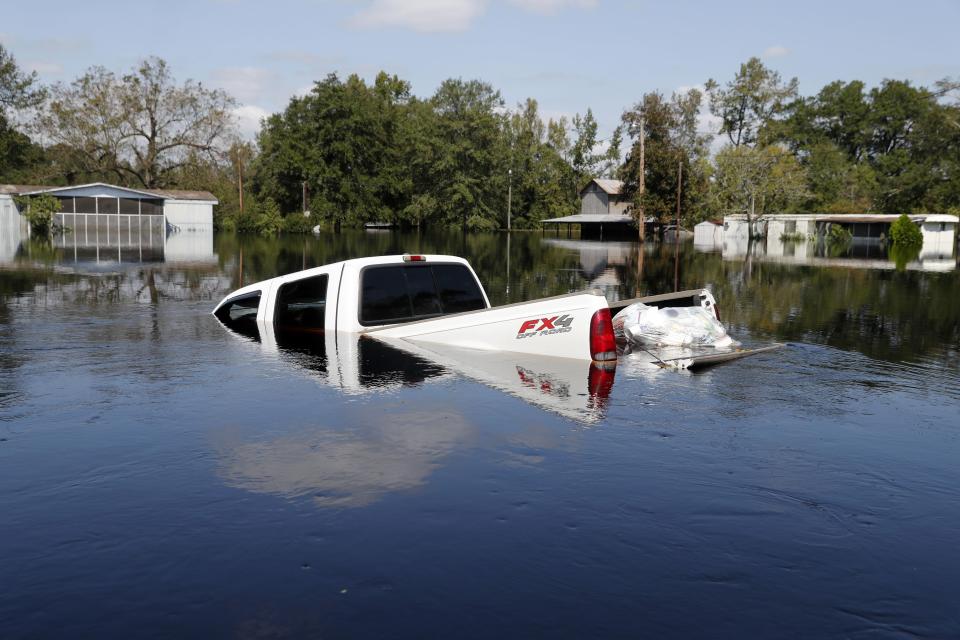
[
  {"x1": 36, "y1": 57, "x2": 237, "y2": 188},
  {"x1": 256, "y1": 72, "x2": 415, "y2": 229},
  {"x1": 619, "y1": 90, "x2": 712, "y2": 229},
  {"x1": 0, "y1": 44, "x2": 45, "y2": 181},
  {"x1": 889, "y1": 213, "x2": 922, "y2": 247},
  {"x1": 709, "y1": 145, "x2": 809, "y2": 228},
  {"x1": 705, "y1": 57, "x2": 798, "y2": 148},
  {"x1": 501, "y1": 99, "x2": 578, "y2": 227},
  {"x1": 570, "y1": 108, "x2": 621, "y2": 190},
  {"x1": 773, "y1": 78, "x2": 960, "y2": 214},
  {"x1": 0, "y1": 44, "x2": 44, "y2": 112},
  {"x1": 13, "y1": 193, "x2": 60, "y2": 236},
  {"x1": 415, "y1": 78, "x2": 505, "y2": 230}
]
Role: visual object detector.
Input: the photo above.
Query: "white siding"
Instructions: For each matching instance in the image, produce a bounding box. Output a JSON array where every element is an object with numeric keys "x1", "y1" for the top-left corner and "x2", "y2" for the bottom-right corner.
[
  {"x1": 163, "y1": 200, "x2": 213, "y2": 230},
  {"x1": 0, "y1": 195, "x2": 25, "y2": 263},
  {"x1": 920, "y1": 221, "x2": 957, "y2": 260},
  {"x1": 694, "y1": 222, "x2": 723, "y2": 245}
]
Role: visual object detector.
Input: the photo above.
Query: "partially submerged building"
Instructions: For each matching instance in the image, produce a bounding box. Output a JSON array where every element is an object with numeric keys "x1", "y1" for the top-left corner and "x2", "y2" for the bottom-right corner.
[
  {"x1": 694, "y1": 220, "x2": 723, "y2": 247},
  {"x1": 543, "y1": 179, "x2": 642, "y2": 239},
  {"x1": 0, "y1": 182, "x2": 217, "y2": 264},
  {"x1": 722, "y1": 213, "x2": 957, "y2": 252}
]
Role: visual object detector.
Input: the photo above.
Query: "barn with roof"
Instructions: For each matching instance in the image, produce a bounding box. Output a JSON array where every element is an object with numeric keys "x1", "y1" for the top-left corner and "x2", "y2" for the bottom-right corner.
[{"x1": 543, "y1": 178, "x2": 644, "y2": 239}]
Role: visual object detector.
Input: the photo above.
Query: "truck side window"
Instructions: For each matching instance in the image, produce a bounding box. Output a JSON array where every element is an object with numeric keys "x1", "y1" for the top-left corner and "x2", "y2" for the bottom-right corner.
[
  {"x1": 214, "y1": 291, "x2": 261, "y2": 326},
  {"x1": 360, "y1": 263, "x2": 485, "y2": 326},
  {"x1": 276, "y1": 274, "x2": 328, "y2": 329}
]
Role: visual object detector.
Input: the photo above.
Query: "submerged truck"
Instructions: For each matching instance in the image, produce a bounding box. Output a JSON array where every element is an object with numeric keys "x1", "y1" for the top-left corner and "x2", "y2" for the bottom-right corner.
[
  {"x1": 214, "y1": 254, "x2": 616, "y2": 362},
  {"x1": 212, "y1": 254, "x2": 728, "y2": 364}
]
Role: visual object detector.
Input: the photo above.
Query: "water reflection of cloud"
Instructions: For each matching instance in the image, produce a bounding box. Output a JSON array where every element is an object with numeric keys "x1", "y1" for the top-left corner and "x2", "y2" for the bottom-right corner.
[{"x1": 217, "y1": 410, "x2": 473, "y2": 508}]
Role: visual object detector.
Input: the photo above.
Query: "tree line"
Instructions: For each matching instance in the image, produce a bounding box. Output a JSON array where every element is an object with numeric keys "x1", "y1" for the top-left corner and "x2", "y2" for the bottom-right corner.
[{"x1": 1, "y1": 44, "x2": 957, "y2": 234}]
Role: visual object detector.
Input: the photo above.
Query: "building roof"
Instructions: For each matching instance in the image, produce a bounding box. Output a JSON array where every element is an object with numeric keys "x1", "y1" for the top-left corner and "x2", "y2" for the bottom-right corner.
[
  {"x1": 815, "y1": 215, "x2": 926, "y2": 224},
  {"x1": 580, "y1": 178, "x2": 624, "y2": 196},
  {"x1": 915, "y1": 214, "x2": 958, "y2": 224},
  {"x1": 542, "y1": 213, "x2": 635, "y2": 224},
  {"x1": 0, "y1": 182, "x2": 218, "y2": 202}
]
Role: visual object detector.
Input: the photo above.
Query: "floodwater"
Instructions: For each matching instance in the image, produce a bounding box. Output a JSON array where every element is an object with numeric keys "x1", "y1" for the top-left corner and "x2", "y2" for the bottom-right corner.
[{"x1": 1, "y1": 229, "x2": 958, "y2": 639}]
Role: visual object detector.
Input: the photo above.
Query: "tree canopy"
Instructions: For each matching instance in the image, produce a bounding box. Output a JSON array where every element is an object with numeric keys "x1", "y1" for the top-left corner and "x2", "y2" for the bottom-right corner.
[
  {"x1": 3, "y1": 47, "x2": 959, "y2": 231},
  {"x1": 35, "y1": 57, "x2": 237, "y2": 188}
]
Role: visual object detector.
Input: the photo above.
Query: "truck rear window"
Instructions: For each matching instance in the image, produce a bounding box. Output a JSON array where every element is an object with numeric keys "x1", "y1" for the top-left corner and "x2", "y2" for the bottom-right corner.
[{"x1": 360, "y1": 264, "x2": 485, "y2": 326}]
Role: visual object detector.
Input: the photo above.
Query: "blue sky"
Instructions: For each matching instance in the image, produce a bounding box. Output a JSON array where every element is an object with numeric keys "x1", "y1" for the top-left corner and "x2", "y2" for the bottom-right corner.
[{"x1": 2, "y1": 0, "x2": 958, "y2": 140}]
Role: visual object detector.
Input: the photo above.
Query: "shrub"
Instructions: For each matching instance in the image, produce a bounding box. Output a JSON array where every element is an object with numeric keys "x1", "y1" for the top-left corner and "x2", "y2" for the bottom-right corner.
[
  {"x1": 826, "y1": 224, "x2": 852, "y2": 244},
  {"x1": 282, "y1": 213, "x2": 316, "y2": 234},
  {"x1": 254, "y1": 198, "x2": 283, "y2": 236},
  {"x1": 14, "y1": 194, "x2": 61, "y2": 236},
  {"x1": 889, "y1": 213, "x2": 922, "y2": 247}
]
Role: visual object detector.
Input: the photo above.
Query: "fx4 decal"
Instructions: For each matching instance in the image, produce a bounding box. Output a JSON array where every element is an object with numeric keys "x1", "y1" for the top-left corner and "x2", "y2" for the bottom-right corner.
[{"x1": 516, "y1": 314, "x2": 574, "y2": 339}]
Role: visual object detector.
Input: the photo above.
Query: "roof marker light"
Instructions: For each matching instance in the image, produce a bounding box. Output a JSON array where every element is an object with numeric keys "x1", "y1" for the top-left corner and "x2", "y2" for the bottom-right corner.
[{"x1": 403, "y1": 254, "x2": 427, "y2": 262}]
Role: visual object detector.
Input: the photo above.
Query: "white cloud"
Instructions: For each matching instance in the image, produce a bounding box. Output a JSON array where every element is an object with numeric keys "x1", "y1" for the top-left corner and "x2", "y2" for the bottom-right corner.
[
  {"x1": 508, "y1": 0, "x2": 597, "y2": 14},
  {"x1": 233, "y1": 105, "x2": 270, "y2": 139},
  {"x1": 762, "y1": 45, "x2": 790, "y2": 58},
  {"x1": 351, "y1": 0, "x2": 487, "y2": 32},
  {"x1": 349, "y1": 0, "x2": 597, "y2": 32},
  {"x1": 211, "y1": 67, "x2": 274, "y2": 103},
  {"x1": 26, "y1": 61, "x2": 63, "y2": 75}
]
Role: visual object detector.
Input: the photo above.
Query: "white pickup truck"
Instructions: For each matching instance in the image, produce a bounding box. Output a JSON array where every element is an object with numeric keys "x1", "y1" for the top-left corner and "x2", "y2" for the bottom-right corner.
[
  {"x1": 212, "y1": 253, "x2": 731, "y2": 363},
  {"x1": 214, "y1": 254, "x2": 623, "y2": 361}
]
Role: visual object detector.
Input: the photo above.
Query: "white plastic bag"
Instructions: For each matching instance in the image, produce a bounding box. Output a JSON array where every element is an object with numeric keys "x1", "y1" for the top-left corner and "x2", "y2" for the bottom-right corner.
[{"x1": 612, "y1": 302, "x2": 736, "y2": 348}]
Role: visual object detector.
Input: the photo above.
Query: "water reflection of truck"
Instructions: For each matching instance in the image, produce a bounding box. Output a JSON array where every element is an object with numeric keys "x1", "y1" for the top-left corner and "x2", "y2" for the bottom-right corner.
[{"x1": 249, "y1": 325, "x2": 617, "y2": 424}]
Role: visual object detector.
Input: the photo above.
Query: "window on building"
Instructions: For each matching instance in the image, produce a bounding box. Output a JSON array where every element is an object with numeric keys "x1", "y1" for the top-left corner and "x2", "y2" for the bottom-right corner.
[
  {"x1": 97, "y1": 197, "x2": 119, "y2": 214},
  {"x1": 75, "y1": 197, "x2": 96, "y2": 213},
  {"x1": 784, "y1": 220, "x2": 796, "y2": 233},
  {"x1": 360, "y1": 263, "x2": 485, "y2": 326},
  {"x1": 140, "y1": 200, "x2": 162, "y2": 215},
  {"x1": 119, "y1": 198, "x2": 141, "y2": 215},
  {"x1": 275, "y1": 274, "x2": 328, "y2": 329}
]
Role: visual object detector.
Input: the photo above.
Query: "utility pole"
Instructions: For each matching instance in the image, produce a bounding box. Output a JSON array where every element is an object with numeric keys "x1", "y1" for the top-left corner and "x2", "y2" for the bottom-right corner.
[
  {"x1": 638, "y1": 115, "x2": 646, "y2": 242},
  {"x1": 507, "y1": 168, "x2": 512, "y2": 231},
  {"x1": 675, "y1": 159, "x2": 682, "y2": 291},
  {"x1": 236, "y1": 148, "x2": 244, "y2": 214},
  {"x1": 676, "y1": 159, "x2": 682, "y2": 232},
  {"x1": 302, "y1": 181, "x2": 308, "y2": 215}
]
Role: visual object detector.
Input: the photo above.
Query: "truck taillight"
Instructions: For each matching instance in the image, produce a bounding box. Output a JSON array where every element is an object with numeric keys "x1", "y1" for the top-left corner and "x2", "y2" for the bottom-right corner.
[
  {"x1": 589, "y1": 308, "x2": 617, "y2": 362},
  {"x1": 403, "y1": 254, "x2": 426, "y2": 262}
]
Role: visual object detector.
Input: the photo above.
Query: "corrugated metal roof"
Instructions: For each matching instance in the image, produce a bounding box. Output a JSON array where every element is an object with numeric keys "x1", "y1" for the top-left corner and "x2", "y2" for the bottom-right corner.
[
  {"x1": 0, "y1": 182, "x2": 218, "y2": 202},
  {"x1": 816, "y1": 215, "x2": 921, "y2": 224},
  {"x1": 579, "y1": 178, "x2": 624, "y2": 196},
  {"x1": 542, "y1": 213, "x2": 635, "y2": 224}
]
